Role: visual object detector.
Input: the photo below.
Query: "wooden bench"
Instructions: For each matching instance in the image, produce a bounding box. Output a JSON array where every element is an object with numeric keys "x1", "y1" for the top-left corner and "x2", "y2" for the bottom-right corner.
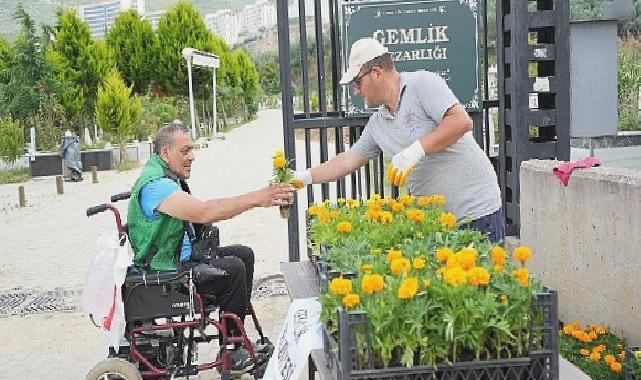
[{"x1": 280, "y1": 261, "x2": 335, "y2": 380}]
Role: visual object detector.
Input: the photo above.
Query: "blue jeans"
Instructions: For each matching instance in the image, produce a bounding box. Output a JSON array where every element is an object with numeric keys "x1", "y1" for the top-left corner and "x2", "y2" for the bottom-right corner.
[{"x1": 466, "y1": 208, "x2": 505, "y2": 243}]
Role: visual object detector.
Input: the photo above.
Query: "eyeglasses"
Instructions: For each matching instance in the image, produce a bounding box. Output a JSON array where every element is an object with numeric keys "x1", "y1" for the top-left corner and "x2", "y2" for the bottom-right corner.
[{"x1": 351, "y1": 69, "x2": 373, "y2": 89}]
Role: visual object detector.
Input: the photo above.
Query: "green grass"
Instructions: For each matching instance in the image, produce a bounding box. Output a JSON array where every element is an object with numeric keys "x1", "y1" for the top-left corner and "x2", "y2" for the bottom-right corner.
[
  {"x1": 114, "y1": 160, "x2": 140, "y2": 172},
  {"x1": 0, "y1": 167, "x2": 30, "y2": 184}
]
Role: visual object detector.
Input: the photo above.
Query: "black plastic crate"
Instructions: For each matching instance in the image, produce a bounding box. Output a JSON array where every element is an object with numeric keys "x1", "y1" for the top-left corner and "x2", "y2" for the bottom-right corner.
[
  {"x1": 626, "y1": 345, "x2": 640, "y2": 380},
  {"x1": 324, "y1": 289, "x2": 559, "y2": 380}
]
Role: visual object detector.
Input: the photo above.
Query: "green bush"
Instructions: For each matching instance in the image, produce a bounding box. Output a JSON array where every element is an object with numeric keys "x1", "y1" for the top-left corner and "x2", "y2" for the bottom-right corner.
[
  {"x1": 618, "y1": 37, "x2": 641, "y2": 131},
  {"x1": 0, "y1": 117, "x2": 24, "y2": 165}
]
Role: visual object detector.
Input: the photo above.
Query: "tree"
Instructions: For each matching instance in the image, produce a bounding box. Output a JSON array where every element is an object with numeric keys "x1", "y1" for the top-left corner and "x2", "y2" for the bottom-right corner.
[
  {"x1": 256, "y1": 53, "x2": 280, "y2": 97},
  {"x1": 234, "y1": 48, "x2": 260, "y2": 120},
  {"x1": 155, "y1": 1, "x2": 214, "y2": 96},
  {"x1": 107, "y1": 10, "x2": 156, "y2": 94},
  {"x1": 0, "y1": 117, "x2": 24, "y2": 165},
  {"x1": 0, "y1": 36, "x2": 11, "y2": 73},
  {"x1": 51, "y1": 9, "x2": 114, "y2": 135},
  {"x1": 96, "y1": 70, "x2": 142, "y2": 163}
]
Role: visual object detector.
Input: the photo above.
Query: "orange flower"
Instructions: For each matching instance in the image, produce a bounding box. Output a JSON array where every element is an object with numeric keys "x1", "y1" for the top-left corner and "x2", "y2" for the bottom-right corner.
[
  {"x1": 594, "y1": 344, "x2": 606, "y2": 353},
  {"x1": 435, "y1": 247, "x2": 453, "y2": 263},
  {"x1": 467, "y1": 267, "x2": 490, "y2": 286},
  {"x1": 513, "y1": 246, "x2": 532, "y2": 264},
  {"x1": 379, "y1": 211, "x2": 393, "y2": 224},
  {"x1": 361, "y1": 274, "x2": 385, "y2": 294},
  {"x1": 290, "y1": 179, "x2": 305, "y2": 189},
  {"x1": 413, "y1": 257, "x2": 426, "y2": 270},
  {"x1": 336, "y1": 221, "x2": 352, "y2": 233},
  {"x1": 604, "y1": 354, "x2": 616, "y2": 365},
  {"x1": 273, "y1": 157, "x2": 287, "y2": 169},
  {"x1": 491, "y1": 246, "x2": 506, "y2": 266},
  {"x1": 329, "y1": 277, "x2": 352, "y2": 296},
  {"x1": 440, "y1": 212, "x2": 457, "y2": 229},
  {"x1": 610, "y1": 361, "x2": 622, "y2": 373},
  {"x1": 386, "y1": 249, "x2": 403, "y2": 263},
  {"x1": 342, "y1": 293, "x2": 360, "y2": 308},
  {"x1": 563, "y1": 325, "x2": 576, "y2": 335},
  {"x1": 398, "y1": 278, "x2": 419, "y2": 299},
  {"x1": 455, "y1": 247, "x2": 478, "y2": 270},
  {"x1": 417, "y1": 196, "x2": 431, "y2": 207},
  {"x1": 511, "y1": 268, "x2": 529, "y2": 287},
  {"x1": 392, "y1": 202, "x2": 405, "y2": 212},
  {"x1": 589, "y1": 351, "x2": 601, "y2": 362},
  {"x1": 390, "y1": 258, "x2": 411, "y2": 275},
  {"x1": 579, "y1": 349, "x2": 590, "y2": 356}
]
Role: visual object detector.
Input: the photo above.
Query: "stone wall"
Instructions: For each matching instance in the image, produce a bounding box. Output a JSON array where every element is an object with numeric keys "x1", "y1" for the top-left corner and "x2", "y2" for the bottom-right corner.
[{"x1": 519, "y1": 159, "x2": 641, "y2": 343}]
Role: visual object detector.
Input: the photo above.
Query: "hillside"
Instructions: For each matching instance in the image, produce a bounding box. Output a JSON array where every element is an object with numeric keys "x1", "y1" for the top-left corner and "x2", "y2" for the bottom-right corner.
[{"x1": 0, "y1": 0, "x2": 262, "y2": 41}]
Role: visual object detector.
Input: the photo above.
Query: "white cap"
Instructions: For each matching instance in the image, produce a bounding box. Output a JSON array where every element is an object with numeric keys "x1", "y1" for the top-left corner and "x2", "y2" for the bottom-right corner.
[{"x1": 339, "y1": 38, "x2": 388, "y2": 85}]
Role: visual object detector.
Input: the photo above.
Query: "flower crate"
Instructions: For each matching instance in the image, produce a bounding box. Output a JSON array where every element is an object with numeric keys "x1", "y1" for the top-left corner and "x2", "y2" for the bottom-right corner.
[
  {"x1": 626, "y1": 345, "x2": 640, "y2": 380},
  {"x1": 323, "y1": 289, "x2": 559, "y2": 380}
]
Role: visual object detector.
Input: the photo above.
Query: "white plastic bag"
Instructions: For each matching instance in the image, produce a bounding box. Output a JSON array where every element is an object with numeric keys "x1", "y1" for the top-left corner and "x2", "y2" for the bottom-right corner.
[
  {"x1": 262, "y1": 297, "x2": 323, "y2": 380},
  {"x1": 81, "y1": 231, "x2": 133, "y2": 349}
]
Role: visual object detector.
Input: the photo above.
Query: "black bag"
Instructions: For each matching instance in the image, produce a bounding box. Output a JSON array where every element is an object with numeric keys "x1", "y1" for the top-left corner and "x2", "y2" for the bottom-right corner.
[{"x1": 186, "y1": 223, "x2": 220, "y2": 263}]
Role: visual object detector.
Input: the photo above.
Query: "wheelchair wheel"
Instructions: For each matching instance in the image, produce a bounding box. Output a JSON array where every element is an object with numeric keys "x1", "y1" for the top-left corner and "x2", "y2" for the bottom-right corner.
[{"x1": 86, "y1": 358, "x2": 142, "y2": 380}]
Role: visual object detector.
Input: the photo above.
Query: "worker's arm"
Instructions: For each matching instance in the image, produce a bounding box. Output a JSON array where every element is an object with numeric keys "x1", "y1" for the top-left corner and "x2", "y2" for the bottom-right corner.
[{"x1": 295, "y1": 149, "x2": 371, "y2": 185}]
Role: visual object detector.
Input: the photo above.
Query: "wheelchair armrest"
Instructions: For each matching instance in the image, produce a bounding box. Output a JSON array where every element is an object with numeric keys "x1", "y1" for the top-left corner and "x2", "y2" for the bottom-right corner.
[{"x1": 125, "y1": 270, "x2": 187, "y2": 285}]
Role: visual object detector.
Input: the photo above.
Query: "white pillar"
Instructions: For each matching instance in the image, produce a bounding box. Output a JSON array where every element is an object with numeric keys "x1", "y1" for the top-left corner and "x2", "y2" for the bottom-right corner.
[
  {"x1": 186, "y1": 57, "x2": 197, "y2": 140},
  {"x1": 212, "y1": 68, "x2": 217, "y2": 136}
]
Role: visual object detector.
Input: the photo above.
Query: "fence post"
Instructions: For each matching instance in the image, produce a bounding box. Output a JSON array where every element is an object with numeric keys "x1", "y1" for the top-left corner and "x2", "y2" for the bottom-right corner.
[
  {"x1": 18, "y1": 186, "x2": 26, "y2": 207},
  {"x1": 91, "y1": 166, "x2": 98, "y2": 183},
  {"x1": 56, "y1": 175, "x2": 64, "y2": 194}
]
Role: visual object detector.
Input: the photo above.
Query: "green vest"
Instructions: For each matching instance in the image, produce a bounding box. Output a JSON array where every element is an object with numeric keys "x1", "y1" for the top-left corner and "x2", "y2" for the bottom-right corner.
[{"x1": 128, "y1": 154, "x2": 184, "y2": 272}]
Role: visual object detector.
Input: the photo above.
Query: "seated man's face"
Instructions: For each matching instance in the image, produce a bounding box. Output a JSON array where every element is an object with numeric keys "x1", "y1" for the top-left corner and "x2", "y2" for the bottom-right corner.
[{"x1": 164, "y1": 132, "x2": 194, "y2": 179}]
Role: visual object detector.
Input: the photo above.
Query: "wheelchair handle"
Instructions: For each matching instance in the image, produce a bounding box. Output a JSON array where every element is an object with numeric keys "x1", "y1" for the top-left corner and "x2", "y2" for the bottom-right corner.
[
  {"x1": 110, "y1": 191, "x2": 131, "y2": 203},
  {"x1": 86, "y1": 203, "x2": 126, "y2": 237},
  {"x1": 86, "y1": 204, "x2": 108, "y2": 217}
]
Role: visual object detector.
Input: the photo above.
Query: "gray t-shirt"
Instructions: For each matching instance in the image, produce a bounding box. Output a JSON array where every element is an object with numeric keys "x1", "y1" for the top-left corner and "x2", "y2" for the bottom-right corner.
[{"x1": 352, "y1": 71, "x2": 501, "y2": 221}]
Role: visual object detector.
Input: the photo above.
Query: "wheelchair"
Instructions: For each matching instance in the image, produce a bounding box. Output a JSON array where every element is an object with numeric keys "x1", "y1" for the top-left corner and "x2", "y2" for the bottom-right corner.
[{"x1": 85, "y1": 192, "x2": 274, "y2": 380}]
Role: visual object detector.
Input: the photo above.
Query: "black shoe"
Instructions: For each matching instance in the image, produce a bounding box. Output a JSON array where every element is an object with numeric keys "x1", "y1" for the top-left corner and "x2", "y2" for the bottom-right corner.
[{"x1": 228, "y1": 346, "x2": 254, "y2": 373}]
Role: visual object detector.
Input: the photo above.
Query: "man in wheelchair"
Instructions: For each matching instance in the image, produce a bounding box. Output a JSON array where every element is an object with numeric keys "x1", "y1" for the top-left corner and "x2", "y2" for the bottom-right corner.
[{"x1": 127, "y1": 123, "x2": 294, "y2": 373}]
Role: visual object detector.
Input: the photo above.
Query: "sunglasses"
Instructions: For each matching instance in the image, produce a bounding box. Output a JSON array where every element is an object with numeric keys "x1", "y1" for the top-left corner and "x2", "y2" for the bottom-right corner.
[{"x1": 351, "y1": 69, "x2": 373, "y2": 89}]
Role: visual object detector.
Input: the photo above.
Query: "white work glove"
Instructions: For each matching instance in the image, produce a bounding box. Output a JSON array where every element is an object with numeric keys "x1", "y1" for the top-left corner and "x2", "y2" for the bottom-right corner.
[
  {"x1": 388, "y1": 140, "x2": 425, "y2": 186},
  {"x1": 293, "y1": 169, "x2": 313, "y2": 187}
]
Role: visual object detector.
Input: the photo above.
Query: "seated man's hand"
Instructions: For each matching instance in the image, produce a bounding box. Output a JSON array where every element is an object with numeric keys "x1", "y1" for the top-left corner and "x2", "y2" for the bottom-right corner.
[
  {"x1": 388, "y1": 141, "x2": 425, "y2": 186},
  {"x1": 256, "y1": 183, "x2": 295, "y2": 208}
]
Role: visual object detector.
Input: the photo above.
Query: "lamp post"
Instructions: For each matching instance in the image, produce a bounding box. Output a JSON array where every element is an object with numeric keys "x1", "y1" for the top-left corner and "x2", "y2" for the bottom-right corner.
[{"x1": 181, "y1": 48, "x2": 221, "y2": 140}]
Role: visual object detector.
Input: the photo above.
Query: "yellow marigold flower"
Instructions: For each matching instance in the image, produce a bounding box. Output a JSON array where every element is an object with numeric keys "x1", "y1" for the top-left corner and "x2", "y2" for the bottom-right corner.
[
  {"x1": 455, "y1": 247, "x2": 478, "y2": 271},
  {"x1": 513, "y1": 246, "x2": 532, "y2": 264},
  {"x1": 467, "y1": 267, "x2": 490, "y2": 286},
  {"x1": 273, "y1": 157, "x2": 287, "y2": 169},
  {"x1": 579, "y1": 349, "x2": 590, "y2": 356},
  {"x1": 399, "y1": 194, "x2": 414, "y2": 206},
  {"x1": 588, "y1": 331, "x2": 597, "y2": 339},
  {"x1": 308, "y1": 204, "x2": 319, "y2": 216},
  {"x1": 440, "y1": 212, "x2": 457, "y2": 229},
  {"x1": 494, "y1": 265, "x2": 504, "y2": 273},
  {"x1": 274, "y1": 149, "x2": 284, "y2": 158},
  {"x1": 398, "y1": 278, "x2": 419, "y2": 299},
  {"x1": 347, "y1": 198, "x2": 360, "y2": 208},
  {"x1": 443, "y1": 267, "x2": 467, "y2": 287},
  {"x1": 431, "y1": 194, "x2": 446, "y2": 206},
  {"x1": 371, "y1": 193, "x2": 382, "y2": 201},
  {"x1": 604, "y1": 354, "x2": 616, "y2": 365},
  {"x1": 386, "y1": 249, "x2": 403, "y2": 263},
  {"x1": 413, "y1": 258, "x2": 426, "y2": 270},
  {"x1": 596, "y1": 326, "x2": 606, "y2": 335},
  {"x1": 491, "y1": 246, "x2": 507, "y2": 266},
  {"x1": 342, "y1": 293, "x2": 360, "y2": 308},
  {"x1": 595, "y1": 345, "x2": 606, "y2": 353},
  {"x1": 380, "y1": 211, "x2": 393, "y2": 224},
  {"x1": 319, "y1": 211, "x2": 330, "y2": 223},
  {"x1": 445, "y1": 255, "x2": 460, "y2": 269},
  {"x1": 392, "y1": 202, "x2": 405, "y2": 212},
  {"x1": 589, "y1": 351, "x2": 601, "y2": 362},
  {"x1": 499, "y1": 294, "x2": 508, "y2": 304},
  {"x1": 330, "y1": 210, "x2": 341, "y2": 219},
  {"x1": 406, "y1": 209, "x2": 425, "y2": 223},
  {"x1": 435, "y1": 247, "x2": 453, "y2": 263},
  {"x1": 336, "y1": 221, "x2": 352, "y2": 233},
  {"x1": 423, "y1": 279, "x2": 431, "y2": 288},
  {"x1": 361, "y1": 263, "x2": 374, "y2": 273},
  {"x1": 511, "y1": 268, "x2": 529, "y2": 287},
  {"x1": 610, "y1": 361, "x2": 622, "y2": 373},
  {"x1": 361, "y1": 274, "x2": 384, "y2": 294},
  {"x1": 329, "y1": 277, "x2": 352, "y2": 296},
  {"x1": 337, "y1": 198, "x2": 346, "y2": 204},
  {"x1": 390, "y1": 258, "x2": 411, "y2": 275},
  {"x1": 563, "y1": 325, "x2": 576, "y2": 335},
  {"x1": 291, "y1": 179, "x2": 305, "y2": 189},
  {"x1": 417, "y1": 196, "x2": 431, "y2": 207}
]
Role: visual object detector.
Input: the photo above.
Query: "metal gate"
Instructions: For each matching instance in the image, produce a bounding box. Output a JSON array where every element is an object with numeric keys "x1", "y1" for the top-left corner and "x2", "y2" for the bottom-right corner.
[{"x1": 276, "y1": 0, "x2": 570, "y2": 261}]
